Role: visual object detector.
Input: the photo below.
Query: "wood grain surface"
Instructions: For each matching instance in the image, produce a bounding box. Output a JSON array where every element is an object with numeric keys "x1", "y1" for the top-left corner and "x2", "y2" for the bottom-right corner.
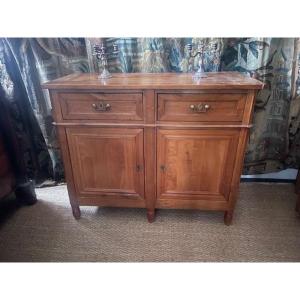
[
  {"x1": 44, "y1": 72, "x2": 263, "y2": 224},
  {"x1": 43, "y1": 72, "x2": 264, "y2": 90}
]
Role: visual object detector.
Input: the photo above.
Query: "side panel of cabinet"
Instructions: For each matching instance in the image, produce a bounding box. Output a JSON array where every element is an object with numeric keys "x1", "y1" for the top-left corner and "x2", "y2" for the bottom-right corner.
[
  {"x1": 66, "y1": 127, "x2": 145, "y2": 205},
  {"x1": 156, "y1": 128, "x2": 240, "y2": 209}
]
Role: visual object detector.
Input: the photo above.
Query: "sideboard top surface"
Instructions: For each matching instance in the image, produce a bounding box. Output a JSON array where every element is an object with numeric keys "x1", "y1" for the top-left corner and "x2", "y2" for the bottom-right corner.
[{"x1": 42, "y1": 72, "x2": 264, "y2": 90}]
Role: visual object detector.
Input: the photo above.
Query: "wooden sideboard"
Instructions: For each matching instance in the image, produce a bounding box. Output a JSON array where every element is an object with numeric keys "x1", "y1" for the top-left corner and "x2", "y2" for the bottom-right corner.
[{"x1": 43, "y1": 72, "x2": 263, "y2": 225}]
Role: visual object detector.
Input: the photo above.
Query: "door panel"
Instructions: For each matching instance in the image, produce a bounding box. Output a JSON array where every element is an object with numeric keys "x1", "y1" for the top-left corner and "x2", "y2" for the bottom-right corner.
[
  {"x1": 66, "y1": 127, "x2": 144, "y2": 199},
  {"x1": 157, "y1": 129, "x2": 239, "y2": 202}
]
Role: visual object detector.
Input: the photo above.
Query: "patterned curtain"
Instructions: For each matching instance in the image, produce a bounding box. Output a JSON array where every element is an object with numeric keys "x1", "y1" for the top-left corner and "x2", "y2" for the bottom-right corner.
[
  {"x1": 0, "y1": 37, "x2": 299, "y2": 183},
  {"x1": 221, "y1": 38, "x2": 299, "y2": 173}
]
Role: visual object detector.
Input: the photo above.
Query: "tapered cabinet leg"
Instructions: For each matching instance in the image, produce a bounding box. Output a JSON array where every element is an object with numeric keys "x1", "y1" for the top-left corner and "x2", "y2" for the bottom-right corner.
[
  {"x1": 72, "y1": 205, "x2": 81, "y2": 219},
  {"x1": 15, "y1": 180, "x2": 37, "y2": 206},
  {"x1": 147, "y1": 209, "x2": 155, "y2": 223},
  {"x1": 224, "y1": 210, "x2": 233, "y2": 226}
]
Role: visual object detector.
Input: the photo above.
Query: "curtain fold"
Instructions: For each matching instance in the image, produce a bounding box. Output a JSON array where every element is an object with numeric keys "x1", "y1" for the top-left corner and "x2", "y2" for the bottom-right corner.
[
  {"x1": 0, "y1": 37, "x2": 299, "y2": 183},
  {"x1": 0, "y1": 38, "x2": 52, "y2": 183}
]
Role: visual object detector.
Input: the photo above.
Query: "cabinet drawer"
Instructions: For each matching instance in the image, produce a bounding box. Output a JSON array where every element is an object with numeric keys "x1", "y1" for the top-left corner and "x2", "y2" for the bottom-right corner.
[
  {"x1": 157, "y1": 93, "x2": 246, "y2": 123},
  {"x1": 59, "y1": 92, "x2": 144, "y2": 121}
]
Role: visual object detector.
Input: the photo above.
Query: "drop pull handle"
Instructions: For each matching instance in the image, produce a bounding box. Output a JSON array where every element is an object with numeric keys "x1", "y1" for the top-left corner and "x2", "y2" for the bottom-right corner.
[
  {"x1": 92, "y1": 101, "x2": 111, "y2": 112},
  {"x1": 189, "y1": 103, "x2": 210, "y2": 113}
]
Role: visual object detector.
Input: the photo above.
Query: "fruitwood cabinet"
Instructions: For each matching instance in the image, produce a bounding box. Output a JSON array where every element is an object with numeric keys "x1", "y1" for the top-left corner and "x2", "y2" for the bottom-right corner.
[{"x1": 43, "y1": 72, "x2": 263, "y2": 225}]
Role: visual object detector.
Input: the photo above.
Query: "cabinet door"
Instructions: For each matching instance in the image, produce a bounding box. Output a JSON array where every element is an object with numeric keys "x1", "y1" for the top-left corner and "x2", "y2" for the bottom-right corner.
[
  {"x1": 157, "y1": 129, "x2": 240, "y2": 205},
  {"x1": 66, "y1": 127, "x2": 144, "y2": 200}
]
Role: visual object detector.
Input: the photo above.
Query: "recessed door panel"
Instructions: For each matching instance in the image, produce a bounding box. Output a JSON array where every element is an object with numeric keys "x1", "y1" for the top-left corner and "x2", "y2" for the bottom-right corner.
[
  {"x1": 66, "y1": 127, "x2": 144, "y2": 199},
  {"x1": 157, "y1": 129, "x2": 239, "y2": 202}
]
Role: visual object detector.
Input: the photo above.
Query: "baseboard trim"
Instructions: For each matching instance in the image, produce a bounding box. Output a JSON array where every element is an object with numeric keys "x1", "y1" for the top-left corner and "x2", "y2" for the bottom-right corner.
[{"x1": 241, "y1": 178, "x2": 296, "y2": 183}]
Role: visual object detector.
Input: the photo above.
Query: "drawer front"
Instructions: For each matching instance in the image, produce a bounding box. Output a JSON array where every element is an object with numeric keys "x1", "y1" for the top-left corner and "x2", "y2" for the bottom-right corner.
[
  {"x1": 157, "y1": 93, "x2": 246, "y2": 123},
  {"x1": 59, "y1": 92, "x2": 144, "y2": 121}
]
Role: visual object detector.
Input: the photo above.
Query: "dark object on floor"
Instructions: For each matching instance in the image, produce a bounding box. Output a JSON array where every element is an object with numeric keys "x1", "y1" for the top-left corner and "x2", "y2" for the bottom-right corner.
[{"x1": 0, "y1": 92, "x2": 37, "y2": 206}]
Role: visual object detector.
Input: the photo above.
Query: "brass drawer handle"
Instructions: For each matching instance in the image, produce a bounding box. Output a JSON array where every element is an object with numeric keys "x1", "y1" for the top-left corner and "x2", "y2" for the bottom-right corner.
[
  {"x1": 92, "y1": 101, "x2": 111, "y2": 112},
  {"x1": 189, "y1": 103, "x2": 210, "y2": 113}
]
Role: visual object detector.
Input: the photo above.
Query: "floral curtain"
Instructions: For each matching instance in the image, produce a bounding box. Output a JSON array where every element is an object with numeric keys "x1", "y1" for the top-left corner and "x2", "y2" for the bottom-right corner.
[{"x1": 0, "y1": 37, "x2": 299, "y2": 183}]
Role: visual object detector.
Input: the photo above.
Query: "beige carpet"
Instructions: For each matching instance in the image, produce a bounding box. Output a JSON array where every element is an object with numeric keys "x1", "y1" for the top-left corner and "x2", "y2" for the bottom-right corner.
[{"x1": 0, "y1": 183, "x2": 299, "y2": 262}]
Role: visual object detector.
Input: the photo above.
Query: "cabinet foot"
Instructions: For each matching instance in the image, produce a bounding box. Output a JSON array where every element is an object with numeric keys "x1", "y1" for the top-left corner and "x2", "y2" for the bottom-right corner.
[
  {"x1": 72, "y1": 206, "x2": 81, "y2": 219},
  {"x1": 147, "y1": 210, "x2": 155, "y2": 223},
  {"x1": 15, "y1": 180, "x2": 37, "y2": 206},
  {"x1": 224, "y1": 211, "x2": 233, "y2": 226}
]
